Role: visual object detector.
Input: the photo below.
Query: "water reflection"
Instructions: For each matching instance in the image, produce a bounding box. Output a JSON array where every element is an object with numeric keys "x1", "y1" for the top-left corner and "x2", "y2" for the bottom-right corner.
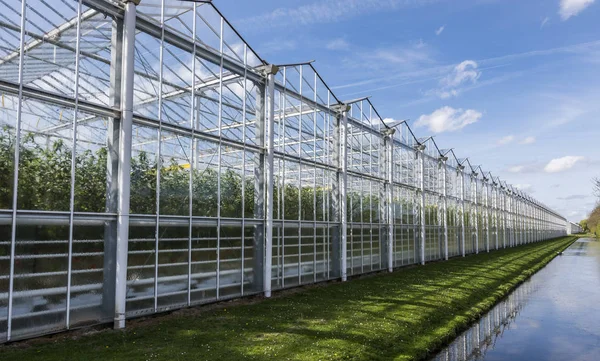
[
  {"x1": 432, "y1": 282, "x2": 538, "y2": 361},
  {"x1": 431, "y1": 238, "x2": 600, "y2": 361}
]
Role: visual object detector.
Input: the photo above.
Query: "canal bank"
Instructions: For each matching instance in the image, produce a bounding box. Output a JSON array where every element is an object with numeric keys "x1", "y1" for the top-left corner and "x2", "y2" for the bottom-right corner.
[
  {"x1": 431, "y1": 237, "x2": 600, "y2": 361},
  {"x1": 0, "y1": 237, "x2": 577, "y2": 361}
]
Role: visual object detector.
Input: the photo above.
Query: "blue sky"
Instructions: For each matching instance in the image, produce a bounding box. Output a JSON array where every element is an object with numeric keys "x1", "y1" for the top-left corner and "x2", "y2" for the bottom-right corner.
[{"x1": 215, "y1": 0, "x2": 599, "y2": 222}]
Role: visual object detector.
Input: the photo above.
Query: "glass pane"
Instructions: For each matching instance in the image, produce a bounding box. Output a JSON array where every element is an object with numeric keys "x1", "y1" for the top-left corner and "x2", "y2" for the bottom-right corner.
[
  {"x1": 11, "y1": 224, "x2": 69, "y2": 339},
  {"x1": 69, "y1": 221, "x2": 109, "y2": 327}
]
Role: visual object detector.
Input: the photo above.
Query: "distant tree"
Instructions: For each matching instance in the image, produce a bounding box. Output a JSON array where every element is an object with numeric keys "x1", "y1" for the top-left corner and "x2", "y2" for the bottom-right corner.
[
  {"x1": 586, "y1": 206, "x2": 600, "y2": 237},
  {"x1": 580, "y1": 219, "x2": 588, "y2": 232}
]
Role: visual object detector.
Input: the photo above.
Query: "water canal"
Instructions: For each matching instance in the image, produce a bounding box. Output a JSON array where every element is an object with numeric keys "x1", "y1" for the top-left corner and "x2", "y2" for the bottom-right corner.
[{"x1": 431, "y1": 238, "x2": 600, "y2": 361}]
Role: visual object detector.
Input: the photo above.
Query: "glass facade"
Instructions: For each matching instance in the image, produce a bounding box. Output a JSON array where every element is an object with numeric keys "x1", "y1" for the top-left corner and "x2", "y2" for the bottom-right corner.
[{"x1": 0, "y1": 0, "x2": 568, "y2": 342}]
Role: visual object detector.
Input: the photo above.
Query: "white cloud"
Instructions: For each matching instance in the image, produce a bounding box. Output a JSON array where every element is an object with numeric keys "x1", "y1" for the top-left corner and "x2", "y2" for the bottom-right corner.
[
  {"x1": 520, "y1": 136, "x2": 536, "y2": 144},
  {"x1": 435, "y1": 25, "x2": 445, "y2": 36},
  {"x1": 371, "y1": 117, "x2": 409, "y2": 130},
  {"x1": 497, "y1": 135, "x2": 515, "y2": 145},
  {"x1": 381, "y1": 118, "x2": 406, "y2": 127},
  {"x1": 559, "y1": 0, "x2": 596, "y2": 20},
  {"x1": 443, "y1": 61, "x2": 481, "y2": 87},
  {"x1": 508, "y1": 165, "x2": 526, "y2": 173},
  {"x1": 479, "y1": 40, "x2": 600, "y2": 67},
  {"x1": 415, "y1": 106, "x2": 482, "y2": 133},
  {"x1": 326, "y1": 38, "x2": 350, "y2": 51},
  {"x1": 241, "y1": 0, "x2": 442, "y2": 29},
  {"x1": 541, "y1": 17, "x2": 550, "y2": 28},
  {"x1": 333, "y1": 40, "x2": 600, "y2": 93},
  {"x1": 341, "y1": 43, "x2": 434, "y2": 74},
  {"x1": 544, "y1": 156, "x2": 584, "y2": 173},
  {"x1": 438, "y1": 90, "x2": 458, "y2": 99},
  {"x1": 372, "y1": 47, "x2": 432, "y2": 67},
  {"x1": 547, "y1": 102, "x2": 587, "y2": 127},
  {"x1": 437, "y1": 60, "x2": 481, "y2": 98}
]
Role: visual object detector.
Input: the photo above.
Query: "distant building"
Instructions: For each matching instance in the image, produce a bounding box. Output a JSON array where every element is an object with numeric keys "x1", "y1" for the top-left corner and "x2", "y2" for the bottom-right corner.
[{"x1": 567, "y1": 222, "x2": 583, "y2": 235}]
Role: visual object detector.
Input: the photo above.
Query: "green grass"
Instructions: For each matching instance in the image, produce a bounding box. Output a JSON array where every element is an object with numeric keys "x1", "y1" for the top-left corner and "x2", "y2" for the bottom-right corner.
[
  {"x1": 1, "y1": 236, "x2": 576, "y2": 361},
  {"x1": 576, "y1": 232, "x2": 598, "y2": 238}
]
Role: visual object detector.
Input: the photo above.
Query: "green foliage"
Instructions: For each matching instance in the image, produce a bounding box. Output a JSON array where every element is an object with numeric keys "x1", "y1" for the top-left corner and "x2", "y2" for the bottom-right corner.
[
  {"x1": 130, "y1": 150, "x2": 157, "y2": 214},
  {"x1": 0, "y1": 126, "x2": 491, "y2": 230},
  {"x1": 74, "y1": 148, "x2": 108, "y2": 212},
  {"x1": 0, "y1": 127, "x2": 108, "y2": 212},
  {"x1": 0, "y1": 125, "x2": 418, "y2": 225},
  {"x1": 0, "y1": 126, "x2": 14, "y2": 209},
  {"x1": 585, "y1": 205, "x2": 600, "y2": 236},
  {"x1": 0, "y1": 126, "x2": 258, "y2": 219},
  {"x1": 580, "y1": 219, "x2": 588, "y2": 232}
]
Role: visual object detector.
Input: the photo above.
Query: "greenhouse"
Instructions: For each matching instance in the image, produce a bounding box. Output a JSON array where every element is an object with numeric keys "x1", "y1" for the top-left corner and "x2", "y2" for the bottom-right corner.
[{"x1": 0, "y1": 0, "x2": 568, "y2": 342}]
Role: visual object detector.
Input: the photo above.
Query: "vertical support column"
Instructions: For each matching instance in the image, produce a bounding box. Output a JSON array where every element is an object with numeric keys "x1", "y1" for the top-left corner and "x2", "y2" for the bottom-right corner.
[
  {"x1": 523, "y1": 197, "x2": 526, "y2": 243},
  {"x1": 525, "y1": 197, "x2": 533, "y2": 243},
  {"x1": 536, "y1": 205, "x2": 538, "y2": 240},
  {"x1": 513, "y1": 195, "x2": 516, "y2": 245},
  {"x1": 510, "y1": 202, "x2": 515, "y2": 244},
  {"x1": 441, "y1": 159, "x2": 448, "y2": 260},
  {"x1": 417, "y1": 145, "x2": 426, "y2": 265},
  {"x1": 459, "y1": 168, "x2": 466, "y2": 257},
  {"x1": 152, "y1": 0, "x2": 165, "y2": 312},
  {"x1": 340, "y1": 109, "x2": 348, "y2": 280},
  {"x1": 521, "y1": 195, "x2": 529, "y2": 244},
  {"x1": 526, "y1": 201, "x2": 530, "y2": 243},
  {"x1": 513, "y1": 193, "x2": 517, "y2": 246},
  {"x1": 7, "y1": 0, "x2": 27, "y2": 341},
  {"x1": 537, "y1": 205, "x2": 541, "y2": 241},
  {"x1": 114, "y1": 0, "x2": 137, "y2": 329},
  {"x1": 528, "y1": 198, "x2": 536, "y2": 242},
  {"x1": 508, "y1": 192, "x2": 513, "y2": 247},
  {"x1": 524, "y1": 197, "x2": 531, "y2": 243},
  {"x1": 541, "y1": 206, "x2": 544, "y2": 239},
  {"x1": 517, "y1": 196, "x2": 521, "y2": 245},
  {"x1": 102, "y1": 10, "x2": 123, "y2": 321},
  {"x1": 518, "y1": 197, "x2": 521, "y2": 245},
  {"x1": 484, "y1": 179, "x2": 489, "y2": 252},
  {"x1": 522, "y1": 198, "x2": 525, "y2": 244},
  {"x1": 537, "y1": 205, "x2": 544, "y2": 241},
  {"x1": 331, "y1": 104, "x2": 349, "y2": 281},
  {"x1": 331, "y1": 112, "x2": 341, "y2": 278},
  {"x1": 522, "y1": 199, "x2": 526, "y2": 243},
  {"x1": 502, "y1": 187, "x2": 507, "y2": 248},
  {"x1": 531, "y1": 203, "x2": 535, "y2": 241},
  {"x1": 253, "y1": 79, "x2": 265, "y2": 293},
  {"x1": 65, "y1": 0, "x2": 83, "y2": 328},
  {"x1": 382, "y1": 129, "x2": 395, "y2": 271},
  {"x1": 535, "y1": 205, "x2": 538, "y2": 241},
  {"x1": 505, "y1": 195, "x2": 509, "y2": 246},
  {"x1": 537, "y1": 205, "x2": 540, "y2": 241},
  {"x1": 549, "y1": 212, "x2": 551, "y2": 238},
  {"x1": 532, "y1": 204, "x2": 536, "y2": 241},
  {"x1": 541, "y1": 208, "x2": 544, "y2": 239},
  {"x1": 524, "y1": 200, "x2": 528, "y2": 243},
  {"x1": 262, "y1": 65, "x2": 278, "y2": 298},
  {"x1": 493, "y1": 185, "x2": 499, "y2": 250},
  {"x1": 187, "y1": 5, "x2": 198, "y2": 303},
  {"x1": 472, "y1": 175, "x2": 479, "y2": 254}
]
